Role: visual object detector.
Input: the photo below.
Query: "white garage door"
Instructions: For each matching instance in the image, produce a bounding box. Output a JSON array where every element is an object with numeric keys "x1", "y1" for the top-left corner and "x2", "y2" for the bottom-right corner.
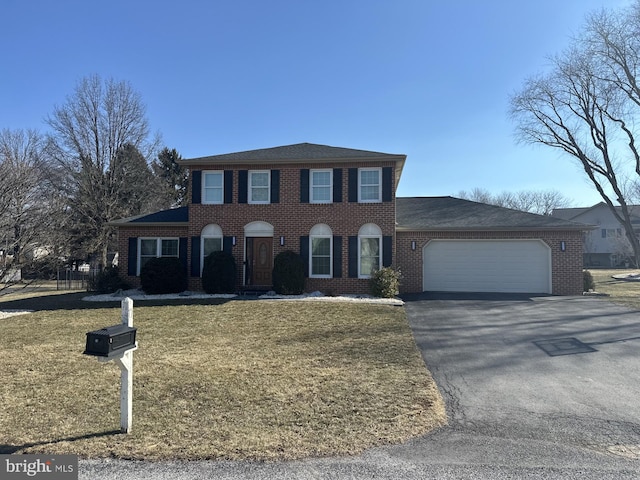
[{"x1": 423, "y1": 240, "x2": 551, "y2": 293}]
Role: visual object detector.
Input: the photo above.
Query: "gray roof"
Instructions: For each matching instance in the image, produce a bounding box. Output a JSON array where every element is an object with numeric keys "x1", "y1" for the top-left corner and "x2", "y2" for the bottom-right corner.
[
  {"x1": 109, "y1": 207, "x2": 188, "y2": 226},
  {"x1": 181, "y1": 142, "x2": 406, "y2": 165},
  {"x1": 553, "y1": 202, "x2": 640, "y2": 224},
  {"x1": 397, "y1": 197, "x2": 591, "y2": 231}
]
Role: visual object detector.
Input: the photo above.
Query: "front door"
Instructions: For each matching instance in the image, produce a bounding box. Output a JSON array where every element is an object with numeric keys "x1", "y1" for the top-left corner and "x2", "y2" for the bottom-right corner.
[{"x1": 246, "y1": 237, "x2": 273, "y2": 287}]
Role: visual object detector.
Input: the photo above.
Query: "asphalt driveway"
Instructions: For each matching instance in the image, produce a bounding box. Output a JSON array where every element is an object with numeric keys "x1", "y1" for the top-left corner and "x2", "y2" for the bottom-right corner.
[
  {"x1": 80, "y1": 294, "x2": 640, "y2": 479},
  {"x1": 400, "y1": 293, "x2": 640, "y2": 463}
]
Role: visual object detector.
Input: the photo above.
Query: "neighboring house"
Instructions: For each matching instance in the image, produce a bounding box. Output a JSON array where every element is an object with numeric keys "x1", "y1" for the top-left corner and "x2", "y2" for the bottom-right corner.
[
  {"x1": 553, "y1": 203, "x2": 640, "y2": 268},
  {"x1": 111, "y1": 143, "x2": 588, "y2": 295}
]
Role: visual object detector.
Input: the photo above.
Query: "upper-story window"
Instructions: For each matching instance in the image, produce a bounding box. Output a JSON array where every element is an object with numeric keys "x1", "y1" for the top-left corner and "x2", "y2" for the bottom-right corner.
[
  {"x1": 202, "y1": 171, "x2": 224, "y2": 204},
  {"x1": 310, "y1": 169, "x2": 333, "y2": 204},
  {"x1": 359, "y1": 168, "x2": 381, "y2": 203},
  {"x1": 249, "y1": 170, "x2": 270, "y2": 204}
]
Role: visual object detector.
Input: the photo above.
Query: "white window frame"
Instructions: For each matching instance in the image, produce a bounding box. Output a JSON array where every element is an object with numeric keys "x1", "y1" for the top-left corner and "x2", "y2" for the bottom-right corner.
[
  {"x1": 310, "y1": 169, "x2": 333, "y2": 204},
  {"x1": 200, "y1": 224, "x2": 223, "y2": 274},
  {"x1": 137, "y1": 237, "x2": 179, "y2": 275},
  {"x1": 202, "y1": 170, "x2": 224, "y2": 204},
  {"x1": 358, "y1": 167, "x2": 382, "y2": 203},
  {"x1": 309, "y1": 224, "x2": 333, "y2": 278},
  {"x1": 249, "y1": 170, "x2": 270, "y2": 204},
  {"x1": 358, "y1": 223, "x2": 382, "y2": 278}
]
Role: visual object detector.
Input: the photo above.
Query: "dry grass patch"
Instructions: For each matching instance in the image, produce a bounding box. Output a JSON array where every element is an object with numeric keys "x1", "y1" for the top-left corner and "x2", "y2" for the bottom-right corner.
[
  {"x1": 588, "y1": 268, "x2": 640, "y2": 310},
  {"x1": 0, "y1": 298, "x2": 445, "y2": 460}
]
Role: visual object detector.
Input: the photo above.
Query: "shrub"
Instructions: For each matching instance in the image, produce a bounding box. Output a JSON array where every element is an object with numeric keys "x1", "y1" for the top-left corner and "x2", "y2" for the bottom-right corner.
[
  {"x1": 140, "y1": 257, "x2": 187, "y2": 294},
  {"x1": 201, "y1": 251, "x2": 237, "y2": 294},
  {"x1": 583, "y1": 269, "x2": 595, "y2": 292},
  {"x1": 272, "y1": 250, "x2": 305, "y2": 295},
  {"x1": 370, "y1": 267, "x2": 401, "y2": 298},
  {"x1": 88, "y1": 266, "x2": 131, "y2": 293}
]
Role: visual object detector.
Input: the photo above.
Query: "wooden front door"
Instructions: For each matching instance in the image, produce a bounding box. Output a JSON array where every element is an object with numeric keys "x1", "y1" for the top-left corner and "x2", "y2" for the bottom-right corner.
[{"x1": 246, "y1": 237, "x2": 273, "y2": 286}]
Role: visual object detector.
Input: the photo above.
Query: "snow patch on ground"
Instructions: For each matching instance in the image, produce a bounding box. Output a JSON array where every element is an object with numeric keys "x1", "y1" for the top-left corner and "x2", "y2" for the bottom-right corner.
[
  {"x1": 0, "y1": 309, "x2": 34, "y2": 319},
  {"x1": 82, "y1": 289, "x2": 403, "y2": 305}
]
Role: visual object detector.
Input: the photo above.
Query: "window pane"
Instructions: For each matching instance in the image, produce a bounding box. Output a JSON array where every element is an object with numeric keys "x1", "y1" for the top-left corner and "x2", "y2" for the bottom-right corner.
[
  {"x1": 204, "y1": 173, "x2": 222, "y2": 187},
  {"x1": 204, "y1": 237, "x2": 222, "y2": 256},
  {"x1": 361, "y1": 186, "x2": 379, "y2": 201},
  {"x1": 312, "y1": 171, "x2": 331, "y2": 186},
  {"x1": 161, "y1": 239, "x2": 179, "y2": 256},
  {"x1": 312, "y1": 186, "x2": 331, "y2": 201},
  {"x1": 360, "y1": 169, "x2": 379, "y2": 185},
  {"x1": 312, "y1": 257, "x2": 331, "y2": 275},
  {"x1": 361, "y1": 238, "x2": 380, "y2": 256},
  {"x1": 251, "y1": 172, "x2": 269, "y2": 187},
  {"x1": 251, "y1": 187, "x2": 269, "y2": 202},
  {"x1": 140, "y1": 239, "x2": 157, "y2": 256},
  {"x1": 204, "y1": 188, "x2": 223, "y2": 203},
  {"x1": 312, "y1": 237, "x2": 330, "y2": 256}
]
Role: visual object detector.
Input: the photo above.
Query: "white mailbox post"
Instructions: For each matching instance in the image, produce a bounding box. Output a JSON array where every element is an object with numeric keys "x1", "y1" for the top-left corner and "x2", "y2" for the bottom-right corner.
[{"x1": 85, "y1": 297, "x2": 138, "y2": 433}]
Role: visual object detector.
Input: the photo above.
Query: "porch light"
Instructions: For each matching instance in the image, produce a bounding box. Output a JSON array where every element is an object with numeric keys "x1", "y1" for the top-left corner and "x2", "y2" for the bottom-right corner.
[
  {"x1": 411, "y1": 241, "x2": 416, "y2": 251},
  {"x1": 232, "y1": 236, "x2": 237, "y2": 246},
  {"x1": 280, "y1": 236, "x2": 285, "y2": 246},
  {"x1": 560, "y1": 241, "x2": 566, "y2": 252}
]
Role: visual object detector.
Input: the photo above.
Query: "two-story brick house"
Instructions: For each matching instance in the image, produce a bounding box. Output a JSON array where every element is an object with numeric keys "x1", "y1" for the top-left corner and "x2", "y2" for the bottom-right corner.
[{"x1": 112, "y1": 143, "x2": 588, "y2": 295}]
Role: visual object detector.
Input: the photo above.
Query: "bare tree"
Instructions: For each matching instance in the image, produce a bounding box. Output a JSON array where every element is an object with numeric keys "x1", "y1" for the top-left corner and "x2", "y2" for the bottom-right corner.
[
  {"x1": 0, "y1": 129, "x2": 65, "y2": 284},
  {"x1": 46, "y1": 75, "x2": 160, "y2": 267},
  {"x1": 457, "y1": 188, "x2": 572, "y2": 215},
  {"x1": 510, "y1": 1, "x2": 640, "y2": 265}
]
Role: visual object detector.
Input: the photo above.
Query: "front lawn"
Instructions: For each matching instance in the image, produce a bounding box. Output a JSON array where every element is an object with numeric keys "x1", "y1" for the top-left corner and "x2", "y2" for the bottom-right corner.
[
  {"x1": 588, "y1": 268, "x2": 640, "y2": 309},
  {"x1": 0, "y1": 296, "x2": 445, "y2": 460}
]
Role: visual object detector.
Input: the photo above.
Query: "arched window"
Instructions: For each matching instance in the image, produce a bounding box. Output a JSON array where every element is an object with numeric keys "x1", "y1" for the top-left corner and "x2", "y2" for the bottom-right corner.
[
  {"x1": 358, "y1": 223, "x2": 381, "y2": 278},
  {"x1": 201, "y1": 224, "x2": 223, "y2": 272},
  {"x1": 310, "y1": 224, "x2": 332, "y2": 278}
]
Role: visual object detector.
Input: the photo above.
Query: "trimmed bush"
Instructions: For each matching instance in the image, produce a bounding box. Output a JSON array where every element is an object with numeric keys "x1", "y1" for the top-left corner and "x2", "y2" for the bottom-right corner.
[
  {"x1": 272, "y1": 250, "x2": 305, "y2": 295},
  {"x1": 140, "y1": 257, "x2": 187, "y2": 294},
  {"x1": 583, "y1": 269, "x2": 595, "y2": 292},
  {"x1": 370, "y1": 267, "x2": 401, "y2": 298},
  {"x1": 202, "y1": 251, "x2": 237, "y2": 294},
  {"x1": 88, "y1": 266, "x2": 131, "y2": 293}
]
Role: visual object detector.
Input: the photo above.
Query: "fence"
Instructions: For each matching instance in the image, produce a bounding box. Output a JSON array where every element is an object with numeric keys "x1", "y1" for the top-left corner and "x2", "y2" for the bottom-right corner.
[{"x1": 57, "y1": 268, "x2": 100, "y2": 291}]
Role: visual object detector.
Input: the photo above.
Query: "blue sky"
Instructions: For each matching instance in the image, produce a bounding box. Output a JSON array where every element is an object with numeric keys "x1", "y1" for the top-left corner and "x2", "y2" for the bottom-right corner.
[{"x1": 1, "y1": 0, "x2": 631, "y2": 207}]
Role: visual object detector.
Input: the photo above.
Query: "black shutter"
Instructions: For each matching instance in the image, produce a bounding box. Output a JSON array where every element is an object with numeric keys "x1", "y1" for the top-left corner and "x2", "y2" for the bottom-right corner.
[
  {"x1": 348, "y1": 168, "x2": 358, "y2": 202},
  {"x1": 300, "y1": 236, "x2": 310, "y2": 277},
  {"x1": 382, "y1": 167, "x2": 393, "y2": 202},
  {"x1": 333, "y1": 236, "x2": 342, "y2": 278},
  {"x1": 300, "y1": 169, "x2": 310, "y2": 203},
  {"x1": 333, "y1": 168, "x2": 343, "y2": 203},
  {"x1": 192, "y1": 170, "x2": 202, "y2": 204},
  {"x1": 127, "y1": 237, "x2": 138, "y2": 276},
  {"x1": 190, "y1": 237, "x2": 201, "y2": 277},
  {"x1": 224, "y1": 170, "x2": 234, "y2": 204},
  {"x1": 348, "y1": 236, "x2": 358, "y2": 278},
  {"x1": 179, "y1": 238, "x2": 188, "y2": 271},
  {"x1": 271, "y1": 169, "x2": 280, "y2": 203},
  {"x1": 223, "y1": 236, "x2": 234, "y2": 254},
  {"x1": 238, "y1": 170, "x2": 248, "y2": 204},
  {"x1": 383, "y1": 236, "x2": 393, "y2": 267}
]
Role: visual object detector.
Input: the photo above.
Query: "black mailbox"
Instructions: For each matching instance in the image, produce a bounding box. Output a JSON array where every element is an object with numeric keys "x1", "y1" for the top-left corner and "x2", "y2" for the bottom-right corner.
[{"x1": 84, "y1": 324, "x2": 137, "y2": 358}]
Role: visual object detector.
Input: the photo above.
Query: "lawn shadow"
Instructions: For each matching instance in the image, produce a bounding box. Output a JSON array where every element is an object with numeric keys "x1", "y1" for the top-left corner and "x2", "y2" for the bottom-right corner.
[
  {"x1": 0, "y1": 429, "x2": 121, "y2": 454},
  {"x1": 0, "y1": 291, "x2": 232, "y2": 313}
]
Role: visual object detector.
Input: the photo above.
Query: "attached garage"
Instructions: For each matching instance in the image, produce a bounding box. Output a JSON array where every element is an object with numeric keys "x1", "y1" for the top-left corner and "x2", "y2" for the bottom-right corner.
[
  {"x1": 422, "y1": 239, "x2": 551, "y2": 294},
  {"x1": 395, "y1": 197, "x2": 590, "y2": 296}
]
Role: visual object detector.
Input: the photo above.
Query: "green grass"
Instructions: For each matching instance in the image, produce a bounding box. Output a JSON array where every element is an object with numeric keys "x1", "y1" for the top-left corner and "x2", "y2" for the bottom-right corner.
[{"x1": 0, "y1": 293, "x2": 446, "y2": 460}]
